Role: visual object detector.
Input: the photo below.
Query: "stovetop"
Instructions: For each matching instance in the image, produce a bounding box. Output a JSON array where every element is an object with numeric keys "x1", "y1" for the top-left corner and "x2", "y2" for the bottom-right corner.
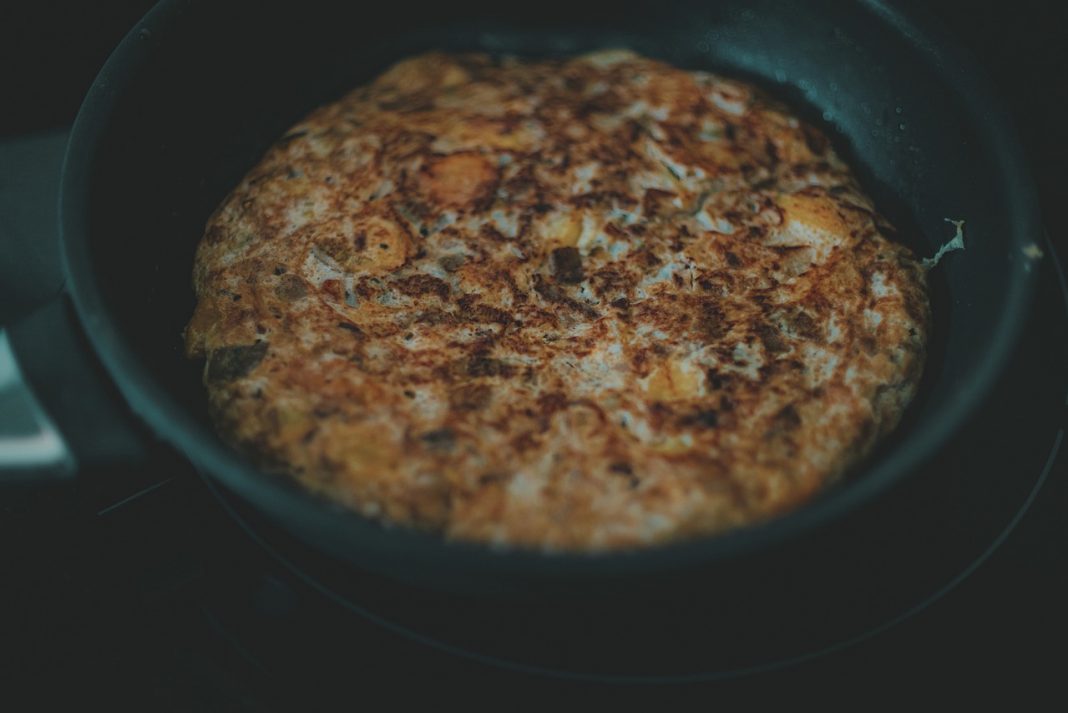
[
  {"x1": 3, "y1": 1, "x2": 1068, "y2": 708},
  {"x1": 3, "y1": 289, "x2": 1065, "y2": 710}
]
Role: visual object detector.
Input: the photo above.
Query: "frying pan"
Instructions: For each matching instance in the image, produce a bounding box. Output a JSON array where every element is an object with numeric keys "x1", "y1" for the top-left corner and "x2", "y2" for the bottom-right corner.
[{"x1": 5, "y1": 0, "x2": 1042, "y2": 595}]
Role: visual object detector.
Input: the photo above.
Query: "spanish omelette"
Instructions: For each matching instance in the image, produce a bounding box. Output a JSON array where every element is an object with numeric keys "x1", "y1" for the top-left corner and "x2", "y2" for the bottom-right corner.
[{"x1": 185, "y1": 50, "x2": 930, "y2": 551}]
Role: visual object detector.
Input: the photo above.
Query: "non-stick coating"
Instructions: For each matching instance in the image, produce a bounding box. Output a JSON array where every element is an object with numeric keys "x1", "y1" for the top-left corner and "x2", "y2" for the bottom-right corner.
[{"x1": 61, "y1": 0, "x2": 1039, "y2": 591}]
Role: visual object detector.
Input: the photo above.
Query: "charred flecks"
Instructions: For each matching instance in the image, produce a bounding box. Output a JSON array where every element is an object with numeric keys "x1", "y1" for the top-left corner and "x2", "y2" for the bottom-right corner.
[
  {"x1": 569, "y1": 191, "x2": 637, "y2": 209},
  {"x1": 274, "y1": 274, "x2": 307, "y2": 301},
  {"x1": 456, "y1": 293, "x2": 512, "y2": 325},
  {"x1": 563, "y1": 75, "x2": 585, "y2": 92},
  {"x1": 630, "y1": 349, "x2": 649, "y2": 375},
  {"x1": 455, "y1": 293, "x2": 478, "y2": 312},
  {"x1": 535, "y1": 392, "x2": 569, "y2": 428},
  {"x1": 626, "y1": 222, "x2": 647, "y2": 237},
  {"x1": 723, "y1": 209, "x2": 744, "y2": 225},
  {"x1": 349, "y1": 278, "x2": 375, "y2": 301},
  {"x1": 764, "y1": 138, "x2": 780, "y2": 165},
  {"x1": 854, "y1": 415, "x2": 877, "y2": 448},
  {"x1": 642, "y1": 188, "x2": 678, "y2": 218},
  {"x1": 450, "y1": 383, "x2": 492, "y2": 411},
  {"x1": 246, "y1": 173, "x2": 269, "y2": 189},
  {"x1": 680, "y1": 409, "x2": 719, "y2": 428},
  {"x1": 275, "y1": 130, "x2": 307, "y2": 147},
  {"x1": 647, "y1": 402, "x2": 675, "y2": 430},
  {"x1": 899, "y1": 288, "x2": 928, "y2": 328},
  {"x1": 501, "y1": 169, "x2": 539, "y2": 202},
  {"x1": 377, "y1": 96, "x2": 435, "y2": 112},
  {"x1": 576, "y1": 90, "x2": 625, "y2": 117},
  {"x1": 206, "y1": 342, "x2": 268, "y2": 383},
  {"x1": 337, "y1": 322, "x2": 363, "y2": 336},
  {"x1": 471, "y1": 304, "x2": 513, "y2": 325},
  {"x1": 609, "y1": 462, "x2": 640, "y2": 489},
  {"x1": 784, "y1": 308, "x2": 821, "y2": 340},
  {"x1": 312, "y1": 402, "x2": 341, "y2": 419},
  {"x1": 394, "y1": 273, "x2": 450, "y2": 300},
  {"x1": 467, "y1": 354, "x2": 514, "y2": 378},
  {"x1": 532, "y1": 274, "x2": 599, "y2": 319},
  {"x1": 415, "y1": 309, "x2": 458, "y2": 326},
  {"x1": 494, "y1": 273, "x2": 525, "y2": 309},
  {"x1": 438, "y1": 254, "x2": 466, "y2": 272},
  {"x1": 420, "y1": 428, "x2": 456, "y2": 451},
  {"x1": 551, "y1": 246, "x2": 584, "y2": 284},
  {"x1": 510, "y1": 430, "x2": 539, "y2": 453},
  {"x1": 802, "y1": 124, "x2": 830, "y2": 156},
  {"x1": 620, "y1": 118, "x2": 643, "y2": 143},
  {"x1": 638, "y1": 249, "x2": 662, "y2": 269},
  {"x1": 755, "y1": 322, "x2": 789, "y2": 354},
  {"x1": 479, "y1": 224, "x2": 507, "y2": 242},
  {"x1": 766, "y1": 404, "x2": 802, "y2": 438},
  {"x1": 706, "y1": 368, "x2": 730, "y2": 391},
  {"x1": 589, "y1": 266, "x2": 630, "y2": 300},
  {"x1": 696, "y1": 301, "x2": 727, "y2": 341}
]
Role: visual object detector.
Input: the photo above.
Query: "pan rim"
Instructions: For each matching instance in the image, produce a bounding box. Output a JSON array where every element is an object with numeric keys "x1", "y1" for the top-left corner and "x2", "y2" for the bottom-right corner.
[{"x1": 57, "y1": 0, "x2": 1042, "y2": 580}]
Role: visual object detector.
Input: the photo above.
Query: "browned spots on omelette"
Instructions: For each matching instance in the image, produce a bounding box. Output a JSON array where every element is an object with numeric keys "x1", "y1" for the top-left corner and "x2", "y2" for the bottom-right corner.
[
  {"x1": 185, "y1": 50, "x2": 929, "y2": 551},
  {"x1": 420, "y1": 153, "x2": 499, "y2": 208}
]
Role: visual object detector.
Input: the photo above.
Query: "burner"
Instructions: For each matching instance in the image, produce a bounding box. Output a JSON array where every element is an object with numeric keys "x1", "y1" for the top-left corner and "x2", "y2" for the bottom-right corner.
[{"x1": 194, "y1": 236, "x2": 1068, "y2": 683}]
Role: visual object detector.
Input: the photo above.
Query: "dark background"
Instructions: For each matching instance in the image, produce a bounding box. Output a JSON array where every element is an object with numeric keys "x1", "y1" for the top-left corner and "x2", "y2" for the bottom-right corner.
[
  {"x1": 1, "y1": 1, "x2": 1066, "y2": 709},
  {"x1": 2, "y1": 0, "x2": 1066, "y2": 218}
]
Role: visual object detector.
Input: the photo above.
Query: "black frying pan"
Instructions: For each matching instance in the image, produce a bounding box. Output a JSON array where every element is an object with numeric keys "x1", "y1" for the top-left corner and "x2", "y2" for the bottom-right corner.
[{"x1": 7, "y1": 0, "x2": 1042, "y2": 595}]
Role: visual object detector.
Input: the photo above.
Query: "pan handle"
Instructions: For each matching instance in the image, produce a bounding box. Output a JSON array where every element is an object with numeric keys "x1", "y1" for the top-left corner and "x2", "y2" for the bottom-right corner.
[
  {"x1": 0, "y1": 129, "x2": 154, "y2": 499},
  {"x1": 1, "y1": 296, "x2": 151, "y2": 487},
  {"x1": 0, "y1": 325, "x2": 74, "y2": 484}
]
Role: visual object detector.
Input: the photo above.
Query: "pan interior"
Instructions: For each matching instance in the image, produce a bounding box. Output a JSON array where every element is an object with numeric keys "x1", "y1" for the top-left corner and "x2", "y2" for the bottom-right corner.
[{"x1": 77, "y1": 0, "x2": 1029, "y2": 570}]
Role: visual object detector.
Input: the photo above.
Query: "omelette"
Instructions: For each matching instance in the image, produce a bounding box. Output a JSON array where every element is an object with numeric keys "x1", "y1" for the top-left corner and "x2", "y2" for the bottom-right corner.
[{"x1": 185, "y1": 50, "x2": 929, "y2": 551}]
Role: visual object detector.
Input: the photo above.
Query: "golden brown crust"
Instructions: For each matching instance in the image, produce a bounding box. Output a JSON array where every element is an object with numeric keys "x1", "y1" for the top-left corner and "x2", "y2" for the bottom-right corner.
[{"x1": 185, "y1": 50, "x2": 929, "y2": 551}]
